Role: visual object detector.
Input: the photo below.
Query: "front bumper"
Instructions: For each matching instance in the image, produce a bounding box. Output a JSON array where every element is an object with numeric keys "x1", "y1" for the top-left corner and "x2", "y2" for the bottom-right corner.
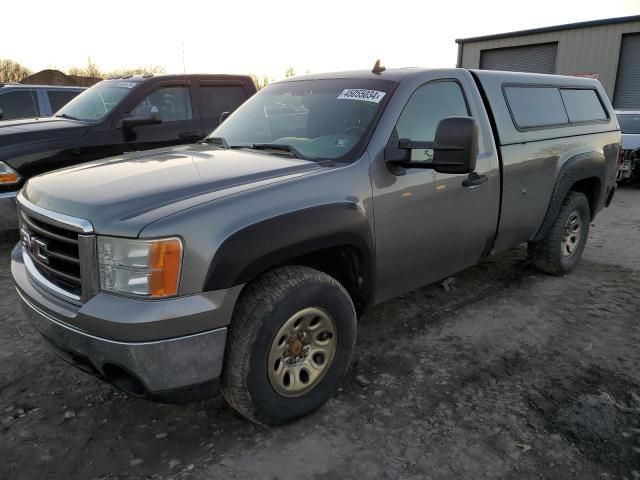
[
  {"x1": 0, "y1": 190, "x2": 18, "y2": 232},
  {"x1": 12, "y1": 244, "x2": 243, "y2": 397}
]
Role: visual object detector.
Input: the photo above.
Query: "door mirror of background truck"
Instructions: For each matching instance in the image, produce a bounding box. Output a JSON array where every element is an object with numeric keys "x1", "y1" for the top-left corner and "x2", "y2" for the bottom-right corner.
[
  {"x1": 385, "y1": 116, "x2": 479, "y2": 175},
  {"x1": 121, "y1": 112, "x2": 163, "y2": 129},
  {"x1": 0, "y1": 107, "x2": 4, "y2": 120}
]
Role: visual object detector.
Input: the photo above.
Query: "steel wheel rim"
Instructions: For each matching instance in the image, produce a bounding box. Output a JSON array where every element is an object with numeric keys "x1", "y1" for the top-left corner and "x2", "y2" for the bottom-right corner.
[
  {"x1": 267, "y1": 307, "x2": 337, "y2": 397},
  {"x1": 561, "y1": 211, "x2": 582, "y2": 258}
]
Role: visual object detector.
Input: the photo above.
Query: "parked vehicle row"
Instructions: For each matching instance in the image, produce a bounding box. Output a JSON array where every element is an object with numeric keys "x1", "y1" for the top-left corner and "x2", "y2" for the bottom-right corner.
[
  {"x1": 11, "y1": 66, "x2": 620, "y2": 425},
  {"x1": 0, "y1": 74, "x2": 257, "y2": 232},
  {"x1": 0, "y1": 83, "x2": 84, "y2": 121},
  {"x1": 616, "y1": 110, "x2": 640, "y2": 182}
]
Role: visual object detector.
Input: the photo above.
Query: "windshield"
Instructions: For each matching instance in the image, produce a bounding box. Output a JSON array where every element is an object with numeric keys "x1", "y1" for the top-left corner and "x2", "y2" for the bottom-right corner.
[
  {"x1": 618, "y1": 113, "x2": 640, "y2": 134},
  {"x1": 210, "y1": 78, "x2": 395, "y2": 161},
  {"x1": 55, "y1": 80, "x2": 140, "y2": 121}
]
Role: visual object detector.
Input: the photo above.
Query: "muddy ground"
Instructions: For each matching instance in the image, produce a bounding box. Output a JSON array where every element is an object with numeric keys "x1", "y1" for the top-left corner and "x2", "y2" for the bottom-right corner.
[{"x1": 1, "y1": 187, "x2": 639, "y2": 480}]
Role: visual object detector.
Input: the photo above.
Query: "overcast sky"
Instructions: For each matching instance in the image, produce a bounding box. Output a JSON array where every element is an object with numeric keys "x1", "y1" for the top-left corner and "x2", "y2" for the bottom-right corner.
[{"x1": 3, "y1": 0, "x2": 638, "y2": 80}]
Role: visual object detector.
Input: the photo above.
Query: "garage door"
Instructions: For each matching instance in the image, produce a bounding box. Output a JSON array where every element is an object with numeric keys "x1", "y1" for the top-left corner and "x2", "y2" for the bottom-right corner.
[
  {"x1": 480, "y1": 43, "x2": 558, "y2": 74},
  {"x1": 613, "y1": 33, "x2": 640, "y2": 109}
]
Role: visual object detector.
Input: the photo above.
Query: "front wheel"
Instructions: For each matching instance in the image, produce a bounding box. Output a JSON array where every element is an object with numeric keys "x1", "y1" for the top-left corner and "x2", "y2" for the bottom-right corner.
[
  {"x1": 222, "y1": 266, "x2": 357, "y2": 425},
  {"x1": 528, "y1": 191, "x2": 591, "y2": 275}
]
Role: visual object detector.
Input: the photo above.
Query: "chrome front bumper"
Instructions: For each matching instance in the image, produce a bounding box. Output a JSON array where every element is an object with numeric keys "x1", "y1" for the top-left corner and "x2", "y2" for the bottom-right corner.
[{"x1": 0, "y1": 190, "x2": 18, "y2": 232}]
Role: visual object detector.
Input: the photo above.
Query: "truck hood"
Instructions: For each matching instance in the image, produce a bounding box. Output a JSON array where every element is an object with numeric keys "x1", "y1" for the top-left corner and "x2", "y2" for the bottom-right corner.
[
  {"x1": 23, "y1": 145, "x2": 324, "y2": 236},
  {"x1": 621, "y1": 133, "x2": 640, "y2": 151},
  {"x1": 0, "y1": 117, "x2": 90, "y2": 150}
]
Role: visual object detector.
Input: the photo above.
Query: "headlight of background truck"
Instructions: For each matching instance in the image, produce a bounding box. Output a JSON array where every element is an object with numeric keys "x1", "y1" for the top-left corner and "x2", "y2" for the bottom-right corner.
[
  {"x1": 97, "y1": 237, "x2": 183, "y2": 297},
  {"x1": 0, "y1": 161, "x2": 21, "y2": 185}
]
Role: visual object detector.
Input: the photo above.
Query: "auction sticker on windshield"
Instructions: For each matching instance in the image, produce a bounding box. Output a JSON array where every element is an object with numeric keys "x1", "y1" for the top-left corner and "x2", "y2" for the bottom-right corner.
[
  {"x1": 337, "y1": 89, "x2": 386, "y2": 103},
  {"x1": 116, "y1": 82, "x2": 137, "y2": 89}
]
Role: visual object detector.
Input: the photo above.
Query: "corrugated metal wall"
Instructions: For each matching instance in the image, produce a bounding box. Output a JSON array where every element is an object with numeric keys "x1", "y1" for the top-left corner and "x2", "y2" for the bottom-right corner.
[
  {"x1": 459, "y1": 20, "x2": 640, "y2": 101},
  {"x1": 480, "y1": 43, "x2": 558, "y2": 73},
  {"x1": 613, "y1": 33, "x2": 640, "y2": 109}
]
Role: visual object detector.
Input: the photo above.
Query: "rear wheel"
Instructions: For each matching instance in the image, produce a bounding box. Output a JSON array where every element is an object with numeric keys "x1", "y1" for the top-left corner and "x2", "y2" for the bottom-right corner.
[
  {"x1": 222, "y1": 266, "x2": 356, "y2": 425},
  {"x1": 528, "y1": 191, "x2": 591, "y2": 275}
]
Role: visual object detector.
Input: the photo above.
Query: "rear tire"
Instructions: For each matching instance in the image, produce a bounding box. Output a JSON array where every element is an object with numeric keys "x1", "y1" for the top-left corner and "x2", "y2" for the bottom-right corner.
[
  {"x1": 221, "y1": 266, "x2": 357, "y2": 425},
  {"x1": 528, "y1": 191, "x2": 591, "y2": 275}
]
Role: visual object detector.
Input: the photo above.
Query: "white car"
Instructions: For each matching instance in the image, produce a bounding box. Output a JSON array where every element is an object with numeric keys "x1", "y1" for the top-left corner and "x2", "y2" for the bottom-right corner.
[{"x1": 616, "y1": 110, "x2": 640, "y2": 182}]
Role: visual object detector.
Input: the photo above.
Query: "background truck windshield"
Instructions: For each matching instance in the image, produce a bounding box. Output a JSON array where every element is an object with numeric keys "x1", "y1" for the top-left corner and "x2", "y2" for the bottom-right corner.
[
  {"x1": 618, "y1": 113, "x2": 640, "y2": 134},
  {"x1": 210, "y1": 78, "x2": 395, "y2": 161},
  {"x1": 55, "y1": 80, "x2": 139, "y2": 121}
]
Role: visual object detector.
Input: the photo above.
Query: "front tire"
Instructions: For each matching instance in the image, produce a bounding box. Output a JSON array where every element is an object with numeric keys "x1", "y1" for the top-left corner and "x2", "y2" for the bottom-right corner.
[
  {"x1": 528, "y1": 191, "x2": 591, "y2": 275},
  {"x1": 222, "y1": 266, "x2": 357, "y2": 425}
]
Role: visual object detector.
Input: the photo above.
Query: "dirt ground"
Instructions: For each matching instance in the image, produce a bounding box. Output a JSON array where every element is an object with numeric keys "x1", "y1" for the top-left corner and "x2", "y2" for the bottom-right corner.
[{"x1": 1, "y1": 187, "x2": 639, "y2": 480}]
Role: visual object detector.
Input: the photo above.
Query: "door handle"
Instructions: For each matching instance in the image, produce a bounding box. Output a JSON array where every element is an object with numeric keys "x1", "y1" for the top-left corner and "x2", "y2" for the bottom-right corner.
[
  {"x1": 463, "y1": 172, "x2": 488, "y2": 189},
  {"x1": 179, "y1": 131, "x2": 200, "y2": 139}
]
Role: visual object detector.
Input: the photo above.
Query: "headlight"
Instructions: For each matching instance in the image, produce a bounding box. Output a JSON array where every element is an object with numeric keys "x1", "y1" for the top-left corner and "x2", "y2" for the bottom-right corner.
[
  {"x1": 97, "y1": 237, "x2": 183, "y2": 298},
  {"x1": 0, "y1": 161, "x2": 21, "y2": 185}
]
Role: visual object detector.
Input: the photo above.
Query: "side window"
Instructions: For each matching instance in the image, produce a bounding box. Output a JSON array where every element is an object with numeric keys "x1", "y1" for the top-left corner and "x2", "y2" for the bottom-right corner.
[
  {"x1": 47, "y1": 90, "x2": 81, "y2": 113},
  {"x1": 560, "y1": 89, "x2": 608, "y2": 123},
  {"x1": 504, "y1": 86, "x2": 568, "y2": 128},
  {"x1": 199, "y1": 85, "x2": 248, "y2": 121},
  {"x1": 396, "y1": 81, "x2": 469, "y2": 141},
  {"x1": 132, "y1": 86, "x2": 192, "y2": 122},
  {"x1": 0, "y1": 91, "x2": 40, "y2": 120}
]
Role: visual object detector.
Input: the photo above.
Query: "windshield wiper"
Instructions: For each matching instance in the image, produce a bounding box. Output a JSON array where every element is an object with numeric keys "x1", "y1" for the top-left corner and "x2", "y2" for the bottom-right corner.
[
  {"x1": 202, "y1": 136, "x2": 230, "y2": 148},
  {"x1": 247, "y1": 143, "x2": 306, "y2": 159},
  {"x1": 55, "y1": 113, "x2": 82, "y2": 121}
]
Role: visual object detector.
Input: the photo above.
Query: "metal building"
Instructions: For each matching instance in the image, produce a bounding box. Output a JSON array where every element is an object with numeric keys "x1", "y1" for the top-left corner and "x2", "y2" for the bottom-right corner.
[{"x1": 456, "y1": 15, "x2": 640, "y2": 109}]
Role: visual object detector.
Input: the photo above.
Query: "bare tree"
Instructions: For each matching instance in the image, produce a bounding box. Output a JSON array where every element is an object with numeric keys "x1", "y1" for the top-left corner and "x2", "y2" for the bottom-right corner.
[
  {"x1": 67, "y1": 57, "x2": 103, "y2": 78},
  {"x1": 285, "y1": 66, "x2": 296, "y2": 78},
  {"x1": 0, "y1": 59, "x2": 31, "y2": 83},
  {"x1": 105, "y1": 65, "x2": 165, "y2": 78},
  {"x1": 251, "y1": 73, "x2": 272, "y2": 90}
]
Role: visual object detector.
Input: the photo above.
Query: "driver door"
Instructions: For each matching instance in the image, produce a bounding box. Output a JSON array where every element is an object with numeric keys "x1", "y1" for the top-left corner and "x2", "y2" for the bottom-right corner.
[
  {"x1": 122, "y1": 82, "x2": 203, "y2": 151},
  {"x1": 371, "y1": 77, "x2": 498, "y2": 302}
]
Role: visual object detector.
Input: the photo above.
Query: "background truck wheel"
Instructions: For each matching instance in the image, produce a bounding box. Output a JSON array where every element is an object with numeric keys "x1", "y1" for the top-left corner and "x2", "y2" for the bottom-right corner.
[
  {"x1": 221, "y1": 266, "x2": 357, "y2": 425},
  {"x1": 528, "y1": 191, "x2": 591, "y2": 275}
]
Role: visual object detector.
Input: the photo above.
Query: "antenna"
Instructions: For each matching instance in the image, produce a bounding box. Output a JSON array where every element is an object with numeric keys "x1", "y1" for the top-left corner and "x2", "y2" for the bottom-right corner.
[
  {"x1": 182, "y1": 41, "x2": 186, "y2": 75},
  {"x1": 372, "y1": 59, "x2": 386, "y2": 75},
  {"x1": 181, "y1": 41, "x2": 191, "y2": 139},
  {"x1": 23, "y1": 75, "x2": 39, "y2": 120}
]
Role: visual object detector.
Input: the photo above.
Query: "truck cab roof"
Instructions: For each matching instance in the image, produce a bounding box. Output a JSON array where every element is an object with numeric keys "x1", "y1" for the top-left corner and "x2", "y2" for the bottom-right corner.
[
  {"x1": 0, "y1": 83, "x2": 84, "y2": 91},
  {"x1": 103, "y1": 73, "x2": 255, "y2": 84}
]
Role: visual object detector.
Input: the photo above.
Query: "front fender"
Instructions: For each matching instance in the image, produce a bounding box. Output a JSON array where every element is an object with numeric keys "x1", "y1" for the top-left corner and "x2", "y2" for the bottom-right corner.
[{"x1": 203, "y1": 202, "x2": 375, "y2": 293}]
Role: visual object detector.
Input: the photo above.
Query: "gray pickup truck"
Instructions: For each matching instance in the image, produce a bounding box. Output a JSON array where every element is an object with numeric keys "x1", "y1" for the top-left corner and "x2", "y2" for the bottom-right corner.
[{"x1": 11, "y1": 67, "x2": 620, "y2": 425}]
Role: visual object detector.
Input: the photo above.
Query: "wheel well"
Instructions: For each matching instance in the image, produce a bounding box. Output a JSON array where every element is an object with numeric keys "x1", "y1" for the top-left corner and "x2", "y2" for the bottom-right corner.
[
  {"x1": 569, "y1": 177, "x2": 601, "y2": 218},
  {"x1": 281, "y1": 245, "x2": 371, "y2": 315}
]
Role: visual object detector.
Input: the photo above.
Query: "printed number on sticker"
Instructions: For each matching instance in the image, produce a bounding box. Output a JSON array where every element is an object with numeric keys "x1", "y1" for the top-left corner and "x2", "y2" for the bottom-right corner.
[{"x1": 337, "y1": 89, "x2": 386, "y2": 103}]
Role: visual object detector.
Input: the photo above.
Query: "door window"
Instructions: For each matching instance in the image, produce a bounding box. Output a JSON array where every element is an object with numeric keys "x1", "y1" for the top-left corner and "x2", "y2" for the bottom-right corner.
[
  {"x1": 132, "y1": 86, "x2": 192, "y2": 122},
  {"x1": 199, "y1": 85, "x2": 248, "y2": 122},
  {"x1": 47, "y1": 90, "x2": 81, "y2": 113},
  {"x1": 396, "y1": 81, "x2": 469, "y2": 140},
  {"x1": 0, "y1": 91, "x2": 40, "y2": 119}
]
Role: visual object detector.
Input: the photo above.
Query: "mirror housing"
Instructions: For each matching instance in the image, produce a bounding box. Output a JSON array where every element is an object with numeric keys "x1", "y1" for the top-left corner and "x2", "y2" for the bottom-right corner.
[
  {"x1": 385, "y1": 116, "x2": 479, "y2": 174},
  {"x1": 121, "y1": 112, "x2": 163, "y2": 129},
  {"x1": 0, "y1": 108, "x2": 4, "y2": 120}
]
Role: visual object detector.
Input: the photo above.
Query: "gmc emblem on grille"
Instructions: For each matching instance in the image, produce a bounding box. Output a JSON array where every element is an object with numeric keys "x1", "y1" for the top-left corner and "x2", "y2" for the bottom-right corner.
[{"x1": 21, "y1": 229, "x2": 50, "y2": 265}]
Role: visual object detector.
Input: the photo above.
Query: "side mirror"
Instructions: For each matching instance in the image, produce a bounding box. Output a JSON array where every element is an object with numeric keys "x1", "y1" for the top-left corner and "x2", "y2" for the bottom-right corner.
[
  {"x1": 219, "y1": 111, "x2": 230, "y2": 124},
  {"x1": 0, "y1": 108, "x2": 4, "y2": 120},
  {"x1": 385, "y1": 116, "x2": 479, "y2": 174},
  {"x1": 121, "y1": 112, "x2": 163, "y2": 129}
]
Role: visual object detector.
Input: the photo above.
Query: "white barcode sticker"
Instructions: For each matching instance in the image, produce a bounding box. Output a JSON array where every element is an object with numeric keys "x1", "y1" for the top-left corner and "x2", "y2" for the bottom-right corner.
[
  {"x1": 116, "y1": 82, "x2": 137, "y2": 89},
  {"x1": 337, "y1": 89, "x2": 386, "y2": 103}
]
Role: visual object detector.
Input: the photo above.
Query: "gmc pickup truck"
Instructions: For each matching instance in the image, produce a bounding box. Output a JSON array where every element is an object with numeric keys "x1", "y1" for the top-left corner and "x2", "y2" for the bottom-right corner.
[
  {"x1": 0, "y1": 74, "x2": 256, "y2": 232},
  {"x1": 11, "y1": 67, "x2": 620, "y2": 425}
]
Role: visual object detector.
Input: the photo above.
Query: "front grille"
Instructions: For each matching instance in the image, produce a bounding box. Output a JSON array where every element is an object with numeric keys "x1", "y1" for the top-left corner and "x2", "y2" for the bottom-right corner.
[{"x1": 20, "y1": 209, "x2": 82, "y2": 297}]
